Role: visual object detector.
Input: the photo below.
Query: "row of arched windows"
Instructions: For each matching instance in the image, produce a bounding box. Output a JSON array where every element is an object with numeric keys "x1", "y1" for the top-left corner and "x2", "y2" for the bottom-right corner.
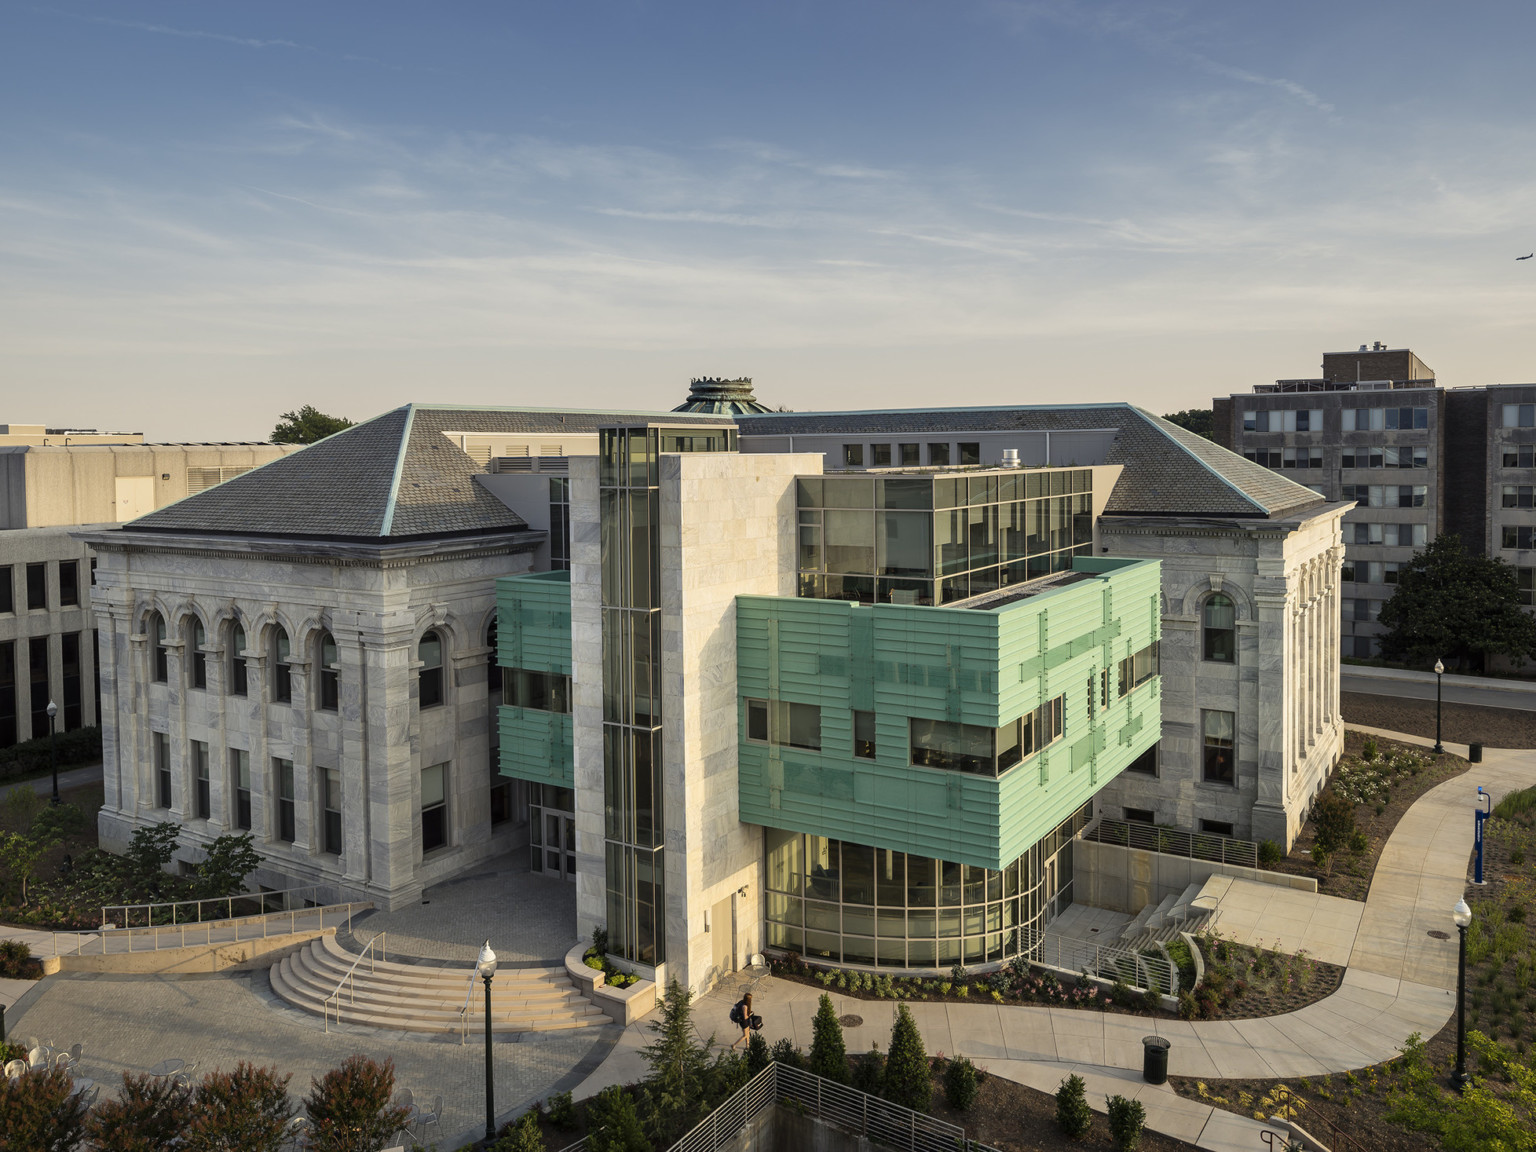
[{"x1": 144, "y1": 611, "x2": 456, "y2": 712}]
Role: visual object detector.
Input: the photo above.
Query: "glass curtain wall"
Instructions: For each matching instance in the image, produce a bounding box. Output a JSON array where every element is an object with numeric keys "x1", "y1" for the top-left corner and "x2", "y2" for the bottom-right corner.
[
  {"x1": 795, "y1": 469, "x2": 1094, "y2": 605},
  {"x1": 599, "y1": 424, "x2": 736, "y2": 964},
  {"x1": 764, "y1": 803, "x2": 1090, "y2": 970}
]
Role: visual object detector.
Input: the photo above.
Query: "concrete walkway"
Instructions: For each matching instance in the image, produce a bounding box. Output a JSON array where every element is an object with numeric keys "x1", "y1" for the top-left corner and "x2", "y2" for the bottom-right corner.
[
  {"x1": 1343, "y1": 664, "x2": 1536, "y2": 711},
  {"x1": 572, "y1": 731, "x2": 1536, "y2": 1150},
  {"x1": 0, "y1": 761, "x2": 104, "y2": 802}
]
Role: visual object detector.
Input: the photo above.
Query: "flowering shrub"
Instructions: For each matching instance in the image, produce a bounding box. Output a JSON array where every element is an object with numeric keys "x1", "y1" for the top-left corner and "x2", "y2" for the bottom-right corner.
[{"x1": 1332, "y1": 747, "x2": 1428, "y2": 806}]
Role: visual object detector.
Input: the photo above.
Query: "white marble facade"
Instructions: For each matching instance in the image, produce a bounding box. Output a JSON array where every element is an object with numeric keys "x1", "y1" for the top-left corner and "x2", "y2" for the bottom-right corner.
[
  {"x1": 83, "y1": 529, "x2": 540, "y2": 910},
  {"x1": 1093, "y1": 503, "x2": 1349, "y2": 849}
]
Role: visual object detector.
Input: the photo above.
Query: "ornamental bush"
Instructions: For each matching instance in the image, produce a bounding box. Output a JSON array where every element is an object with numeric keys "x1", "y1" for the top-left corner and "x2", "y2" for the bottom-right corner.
[
  {"x1": 808, "y1": 994, "x2": 849, "y2": 1084},
  {"x1": 882, "y1": 1004, "x2": 931, "y2": 1113},
  {"x1": 0, "y1": 1065, "x2": 90, "y2": 1152},
  {"x1": 584, "y1": 1085, "x2": 651, "y2": 1152},
  {"x1": 1106, "y1": 1094, "x2": 1146, "y2": 1150},
  {"x1": 943, "y1": 1056, "x2": 979, "y2": 1112},
  {"x1": 84, "y1": 1070, "x2": 192, "y2": 1149},
  {"x1": 185, "y1": 1062, "x2": 292, "y2": 1152},
  {"x1": 1055, "y1": 1073, "x2": 1092, "y2": 1140},
  {"x1": 302, "y1": 1054, "x2": 411, "y2": 1152}
]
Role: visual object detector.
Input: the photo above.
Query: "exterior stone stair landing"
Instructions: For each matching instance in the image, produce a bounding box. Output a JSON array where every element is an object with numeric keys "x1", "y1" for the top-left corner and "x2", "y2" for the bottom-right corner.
[{"x1": 270, "y1": 933, "x2": 608, "y2": 1037}]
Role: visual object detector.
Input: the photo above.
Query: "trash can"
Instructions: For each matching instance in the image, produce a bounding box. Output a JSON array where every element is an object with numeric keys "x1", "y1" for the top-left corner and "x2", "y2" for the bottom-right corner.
[
  {"x1": 1142, "y1": 1035, "x2": 1170, "y2": 1085},
  {"x1": 1469, "y1": 743, "x2": 1483, "y2": 764}
]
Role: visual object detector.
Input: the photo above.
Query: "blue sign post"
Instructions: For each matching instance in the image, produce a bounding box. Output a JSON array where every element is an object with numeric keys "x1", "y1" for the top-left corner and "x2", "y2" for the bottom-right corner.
[{"x1": 1474, "y1": 786, "x2": 1491, "y2": 885}]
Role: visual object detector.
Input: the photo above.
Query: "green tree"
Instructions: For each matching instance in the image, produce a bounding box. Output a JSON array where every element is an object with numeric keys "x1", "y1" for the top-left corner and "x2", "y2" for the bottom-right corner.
[
  {"x1": 302, "y1": 1055, "x2": 411, "y2": 1152},
  {"x1": 744, "y1": 1031, "x2": 770, "y2": 1076},
  {"x1": 494, "y1": 1111, "x2": 546, "y2": 1152},
  {"x1": 270, "y1": 406, "x2": 354, "y2": 445},
  {"x1": 808, "y1": 993, "x2": 849, "y2": 1084},
  {"x1": 881, "y1": 1003, "x2": 931, "y2": 1112},
  {"x1": 0, "y1": 828, "x2": 60, "y2": 905},
  {"x1": 584, "y1": 1085, "x2": 651, "y2": 1152},
  {"x1": 639, "y1": 979, "x2": 711, "y2": 1141},
  {"x1": 1376, "y1": 534, "x2": 1536, "y2": 672},
  {"x1": 185, "y1": 1063, "x2": 293, "y2": 1152},
  {"x1": 1162, "y1": 409, "x2": 1216, "y2": 441},
  {"x1": 1055, "y1": 1073, "x2": 1092, "y2": 1140},
  {"x1": 192, "y1": 834, "x2": 262, "y2": 902},
  {"x1": 83, "y1": 1070, "x2": 192, "y2": 1149},
  {"x1": 943, "y1": 1056, "x2": 979, "y2": 1111},
  {"x1": 0, "y1": 1064, "x2": 91, "y2": 1151}
]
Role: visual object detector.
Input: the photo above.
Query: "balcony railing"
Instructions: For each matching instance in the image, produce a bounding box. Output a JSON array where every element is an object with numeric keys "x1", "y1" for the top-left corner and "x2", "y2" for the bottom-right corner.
[{"x1": 1084, "y1": 818, "x2": 1259, "y2": 870}]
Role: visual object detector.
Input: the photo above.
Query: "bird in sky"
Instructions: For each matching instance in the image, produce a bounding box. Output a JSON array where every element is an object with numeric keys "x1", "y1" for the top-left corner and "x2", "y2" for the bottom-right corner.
[{"x1": 1519, "y1": 253, "x2": 1534, "y2": 260}]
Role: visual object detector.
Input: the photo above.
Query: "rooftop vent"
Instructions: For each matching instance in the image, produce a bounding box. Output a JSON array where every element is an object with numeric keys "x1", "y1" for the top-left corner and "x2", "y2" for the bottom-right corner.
[{"x1": 1001, "y1": 448, "x2": 1021, "y2": 468}]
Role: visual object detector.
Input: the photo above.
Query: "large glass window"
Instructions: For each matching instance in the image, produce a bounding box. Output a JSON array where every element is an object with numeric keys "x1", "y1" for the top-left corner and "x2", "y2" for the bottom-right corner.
[
  {"x1": 275, "y1": 758, "x2": 295, "y2": 842},
  {"x1": 155, "y1": 732, "x2": 172, "y2": 808},
  {"x1": 192, "y1": 740, "x2": 210, "y2": 820},
  {"x1": 421, "y1": 763, "x2": 448, "y2": 853},
  {"x1": 232, "y1": 749, "x2": 251, "y2": 831},
  {"x1": 853, "y1": 711, "x2": 877, "y2": 759},
  {"x1": 228, "y1": 624, "x2": 248, "y2": 696},
  {"x1": 321, "y1": 768, "x2": 342, "y2": 854},
  {"x1": 318, "y1": 631, "x2": 339, "y2": 711},
  {"x1": 271, "y1": 626, "x2": 292, "y2": 703},
  {"x1": 1117, "y1": 642, "x2": 1159, "y2": 696},
  {"x1": 25, "y1": 563, "x2": 45, "y2": 611},
  {"x1": 61, "y1": 632, "x2": 81, "y2": 730},
  {"x1": 188, "y1": 618, "x2": 207, "y2": 690},
  {"x1": 28, "y1": 637, "x2": 48, "y2": 740},
  {"x1": 1202, "y1": 710, "x2": 1235, "y2": 784},
  {"x1": 58, "y1": 561, "x2": 79, "y2": 607},
  {"x1": 743, "y1": 699, "x2": 821, "y2": 750},
  {"x1": 418, "y1": 631, "x2": 444, "y2": 708},
  {"x1": 505, "y1": 668, "x2": 571, "y2": 712},
  {"x1": 909, "y1": 700, "x2": 1061, "y2": 778},
  {"x1": 150, "y1": 613, "x2": 168, "y2": 682},
  {"x1": 1202, "y1": 594, "x2": 1235, "y2": 663}
]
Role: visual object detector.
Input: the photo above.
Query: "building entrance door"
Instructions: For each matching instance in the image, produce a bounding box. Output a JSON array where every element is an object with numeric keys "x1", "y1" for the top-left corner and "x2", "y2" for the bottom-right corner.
[{"x1": 530, "y1": 786, "x2": 576, "y2": 882}]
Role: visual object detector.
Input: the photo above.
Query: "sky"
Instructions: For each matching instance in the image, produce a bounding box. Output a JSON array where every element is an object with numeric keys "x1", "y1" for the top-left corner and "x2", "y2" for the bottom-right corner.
[{"x1": 4, "y1": 1, "x2": 1536, "y2": 441}]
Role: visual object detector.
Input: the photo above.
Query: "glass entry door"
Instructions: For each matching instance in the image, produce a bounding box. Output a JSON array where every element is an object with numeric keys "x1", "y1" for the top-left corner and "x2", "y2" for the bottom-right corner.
[{"x1": 531, "y1": 785, "x2": 577, "y2": 881}]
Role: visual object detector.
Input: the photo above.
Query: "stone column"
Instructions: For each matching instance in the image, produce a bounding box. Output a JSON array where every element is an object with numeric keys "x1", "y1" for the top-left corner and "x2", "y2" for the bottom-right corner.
[
  {"x1": 163, "y1": 637, "x2": 187, "y2": 819},
  {"x1": 244, "y1": 652, "x2": 272, "y2": 841},
  {"x1": 353, "y1": 610, "x2": 419, "y2": 906},
  {"x1": 204, "y1": 628, "x2": 231, "y2": 834},
  {"x1": 287, "y1": 660, "x2": 313, "y2": 851}
]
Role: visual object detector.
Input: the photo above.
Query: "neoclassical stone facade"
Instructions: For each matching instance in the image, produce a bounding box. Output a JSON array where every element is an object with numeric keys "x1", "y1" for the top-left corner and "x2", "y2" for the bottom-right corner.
[
  {"x1": 82, "y1": 529, "x2": 539, "y2": 909},
  {"x1": 1092, "y1": 505, "x2": 1348, "y2": 848}
]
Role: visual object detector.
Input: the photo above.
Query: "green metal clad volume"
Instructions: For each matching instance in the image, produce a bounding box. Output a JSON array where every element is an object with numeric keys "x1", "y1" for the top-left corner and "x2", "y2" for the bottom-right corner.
[
  {"x1": 736, "y1": 557, "x2": 1162, "y2": 870},
  {"x1": 496, "y1": 569, "x2": 574, "y2": 790}
]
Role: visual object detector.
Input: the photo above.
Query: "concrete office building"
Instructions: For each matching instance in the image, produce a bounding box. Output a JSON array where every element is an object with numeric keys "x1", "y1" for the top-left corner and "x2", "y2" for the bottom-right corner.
[
  {"x1": 88, "y1": 390, "x2": 1344, "y2": 992},
  {"x1": 1, "y1": 427, "x2": 298, "y2": 747}
]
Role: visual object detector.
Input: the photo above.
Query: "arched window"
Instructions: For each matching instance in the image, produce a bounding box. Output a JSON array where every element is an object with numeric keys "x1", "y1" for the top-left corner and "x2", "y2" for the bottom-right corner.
[
  {"x1": 317, "y1": 631, "x2": 339, "y2": 711},
  {"x1": 418, "y1": 631, "x2": 444, "y2": 708},
  {"x1": 189, "y1": 618, "x2": 207, "y2": 689},
  {"x1": 229, "y1": 622, "x2": 248, "y2": 697},
  {"x1": 1203, "y1": 593, "x2": 1235, "y2": 663},
  {"x1": 271, "y1": 626, "x2": 292, "y2": 703},
  {"x1": 150, "y1": 612, "x2": 168, "y2": 682}
]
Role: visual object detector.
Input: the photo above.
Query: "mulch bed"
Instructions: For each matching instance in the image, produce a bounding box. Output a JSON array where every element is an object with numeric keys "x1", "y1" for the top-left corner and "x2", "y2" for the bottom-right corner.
[
  {"x1": 1261, "y1": 730, "x2": 1469, "y2": 902},
  {"x1": 1343, "y1": 691, "x2": 1536, "y2": 748},
  {"x1": 1188, "y1": 938, "x2": 1344, "y2": 1021}
]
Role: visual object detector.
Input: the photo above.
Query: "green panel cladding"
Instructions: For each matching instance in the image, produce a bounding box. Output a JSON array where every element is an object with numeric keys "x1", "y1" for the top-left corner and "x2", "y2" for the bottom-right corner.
[
  {"x1": 496, "y1": 569, "x2": 574, "y2": 790},
  {"x1": 736, "y1": 556, "x2": 1162, "y2": 870}
]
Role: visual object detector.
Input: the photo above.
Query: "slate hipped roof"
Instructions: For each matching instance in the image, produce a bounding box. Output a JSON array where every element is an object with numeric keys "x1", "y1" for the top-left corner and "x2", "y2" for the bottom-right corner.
[
  {"x1": 737, "y1": 403, "x2": 1324, "y2": 519},
  {"x1": 127, "y1": 404, "x2": 732, "y2": 540}
]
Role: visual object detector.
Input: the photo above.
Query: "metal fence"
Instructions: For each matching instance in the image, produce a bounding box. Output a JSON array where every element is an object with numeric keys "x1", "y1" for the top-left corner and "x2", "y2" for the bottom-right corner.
[
  {"x1": 102, "y1": 885, "x2": 326, "y2": 929},
  {"x1": 555, "y1": 1062, "x2": 1003, "y2": 1152},
  {"x1": 1034, "y1": 931, "x2": 1176, "y2": 997},
  {"x1": 1085, "y1": 818, "x2": 1260, "y2": 869},
  {"x1": 85, "y1": 903, "x2": 364, "y2": 956}
]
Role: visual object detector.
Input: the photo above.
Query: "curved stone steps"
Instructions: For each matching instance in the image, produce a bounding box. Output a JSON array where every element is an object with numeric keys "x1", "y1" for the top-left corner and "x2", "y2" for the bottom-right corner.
[{"x1": 270, "y1": 935, "x2": 607, "y2": 1035}]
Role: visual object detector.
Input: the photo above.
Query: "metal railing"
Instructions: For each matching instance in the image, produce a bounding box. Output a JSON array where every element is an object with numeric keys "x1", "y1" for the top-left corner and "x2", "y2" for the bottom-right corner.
[
  {"x1": 1085, "y1": 818, "x2": 1260, "y2": 869},
  {"x1": 323, "y1": 932, "x2": 387, "y2": 1033},
  {"x1": 1034, "y1": 930, "x2": 1176, "y2": 997},
  {"x1": 86, "y1": 903, "x2": 363, "y2": 956},
  {"x1": 554, "y1": 1062, "x2": 1003, "y2": 1152},
  {"x1": 458, "y1": 955, "x2": 487, "y2": 1045},
  {"x1": 102, "y1": 885, "x2": 324, "y2": 929}
]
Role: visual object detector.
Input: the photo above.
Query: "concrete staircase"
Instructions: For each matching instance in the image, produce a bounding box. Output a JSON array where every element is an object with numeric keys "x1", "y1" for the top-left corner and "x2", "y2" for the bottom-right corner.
[
  {"x1": 270, "y1": 933, "x2": 608, "y2": 1036},
  {"x1": 1118, "y1": 880, "x2": 1216, "y2": 948}
]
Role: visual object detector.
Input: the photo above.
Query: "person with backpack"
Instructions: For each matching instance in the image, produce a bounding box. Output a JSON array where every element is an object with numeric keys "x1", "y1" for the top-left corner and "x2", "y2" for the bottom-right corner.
[{"x1": 729, "y1": 991, "x2": 754, "y2": 1048}]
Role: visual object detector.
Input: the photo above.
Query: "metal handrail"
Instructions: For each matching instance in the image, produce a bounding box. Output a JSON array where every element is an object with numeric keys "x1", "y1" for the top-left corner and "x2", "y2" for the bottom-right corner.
[
  {"x1": 92, "y1": 903, "x2": 364, "y2": 956},
  {"x1": 102, "y1": 885, "x2": 323, "y2": 929},
  {"x1": 323, "y1": 932, "x2": 387, "y2": 1033},
  {"x1": 1084, "y1": 818, "x2": 1260, "y2": 869},
  {"x1": 458, "y1": 957, "x2": 485, "y2": 1045}
]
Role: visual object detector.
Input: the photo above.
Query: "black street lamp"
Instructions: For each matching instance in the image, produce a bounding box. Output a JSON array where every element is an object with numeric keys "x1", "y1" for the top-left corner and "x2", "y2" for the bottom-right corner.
[
  {"x1": 1452, "y1": 898, "x2": 1472, "y2": 1091},
  {"x1": 46, "y1": 700, "x2": 59, "y2": 805},
  {"x1": 479, "y1": 940, "x2": 498, "y2": 1144},
  {"x1": 1433, "y1": 659, "x2": 1445, "y2": 755}
]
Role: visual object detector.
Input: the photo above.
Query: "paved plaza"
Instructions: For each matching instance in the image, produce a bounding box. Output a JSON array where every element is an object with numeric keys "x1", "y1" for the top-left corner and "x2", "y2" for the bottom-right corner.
[{"x1": 346, "y1": 853, "x2": 579, "y2": 965}]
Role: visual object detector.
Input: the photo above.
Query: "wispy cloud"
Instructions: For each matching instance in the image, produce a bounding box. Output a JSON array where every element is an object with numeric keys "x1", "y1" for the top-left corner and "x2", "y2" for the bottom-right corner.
[{"x1": 49, "y1": 10, "x2": 314, "y2": 51}]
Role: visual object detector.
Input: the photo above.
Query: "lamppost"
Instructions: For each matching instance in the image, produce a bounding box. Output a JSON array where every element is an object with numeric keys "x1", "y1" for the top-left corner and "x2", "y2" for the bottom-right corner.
[
  {"x1": 1453, "y1": 898, "x2": 1472, "y2": 1091},
  {"x1": 479, "y1": 940, "x2": 497, "y2": 1144},
  {"x1": 46, "y1": 701, "x2": 59, "y2": 805},
  {"x1": 1433, "y1": 659, "x2": 1445, "y2": 755}
]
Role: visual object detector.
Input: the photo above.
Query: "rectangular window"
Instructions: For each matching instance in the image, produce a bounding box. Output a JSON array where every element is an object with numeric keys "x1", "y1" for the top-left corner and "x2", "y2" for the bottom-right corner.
[
  {"x1": 418, "y1": 633, "x2": 443, "y2": 708},
  {"x1": 273, "y1": 631, "x2": 292, "y2": 703},
  {"x1": 60, "y1": 631, "x2": 81, "y2": 730},
  {"x1": 910, "y1": 698, "x2": 1061, "y2": 777},
  {"x1": 1504, "y1": 404, "x2": 1536, "y2": 429},
  {"x1": 1503, "y1": 486, "x2": 1536, "y2": 509},
  {"x1": 321, "y1": 768, "x2": 342, "y2": 855},
  {"x1": 58, "y1": 560, "x2": 79, "y2": 607},
  {"x1": 842, "y1": 444, "x2": 865, "y2": 467},
  {"x1": 26, "y1": 563, "x2": 46, "y2": 611},
  {"x1": 1125, "y1": 745, "x2": 1158, "y2": 776},
  {"x1": 0, "y1": 641, "x2": 15, "y2": 747},
  {"x1": 275, "y1": 759, "x2": 295, "y2": 843},
  {"x1": 1341, "y1": 560, "x2": 1356, "y2": 582},
  {"x1": 1519, "y1": 568, "x2": 1536, "y2": 607},
  {"x1": 0, "y1": 567, "x2": 11, "y2": 614},
  {"x1": 852, "y1": 710, "x2": 877, "y2": 759},
  {"x1": 745, "y1": 698, "x2": 769, "y2": 742},
  {"x1": 504, "y1": 668, "x2": 572, "y2": 713},
  {"x1": 775, "y1": 701, "x2": 821, "y2": 750},
  {"x1": 549, "y1": 476, "x2": 572, "y2": 571},
  {"x1": 958, "y1": 442, "x2": 981, "y2": 466},
  {"x1": 1250, "y1": 408, "x2": 1325, "y2": 433},
  {"x1": 1124, "y1": 807, "x2": 1156, "y2": 824},
  {"x1": 899, "y1": 443, "x2": 920, "y2": 466},
  {"x1": 232, "y1": 749, "x2": 251, "y2": 831},
  {"x1": 1504, "y1": 526, "x2": 1536, "y2": 550},
  {"x1": 319, "y1": 659, "x2": 338, "y2": 711},
  {"x1": 155, "y1": 732, "x2": 172, "y2": 808},
  {"x1": 1280, "y1": 447, "x2": 1322, "y2": 468},
  {"x1": 1117, "y1": 641, "x2": 1159, "y2": 697},
  {"x1": 870, "y1": 444, "x2": 892, "y2": 467},
  {"x1": 421, "y1": 763, "x2": 448, "y2": 853},
  {"x1": 1503, "y1": 444, "x2": 1536, "y2": 469},
  {"x1": 1200, "y1": 819, "x2": 1235, "y2": 837},
  {"x1": 28, "y1": 636, "x2": 48, "y2": 740},
  {"x1": 928, "y1": 443, "x2": 951, "y2": 466},
  {"x1": 192, "y1": 740, "x2": 210, "y2": 820},
  {"x1": 1202, "y1": 709, "x2": 1235, "y2": 785}
]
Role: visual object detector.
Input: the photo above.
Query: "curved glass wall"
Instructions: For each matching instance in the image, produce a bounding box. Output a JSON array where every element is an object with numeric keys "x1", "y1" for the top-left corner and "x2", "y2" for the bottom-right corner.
[{"x1": 764, "y1": 803, "x2": 1090, "y2": 970}]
